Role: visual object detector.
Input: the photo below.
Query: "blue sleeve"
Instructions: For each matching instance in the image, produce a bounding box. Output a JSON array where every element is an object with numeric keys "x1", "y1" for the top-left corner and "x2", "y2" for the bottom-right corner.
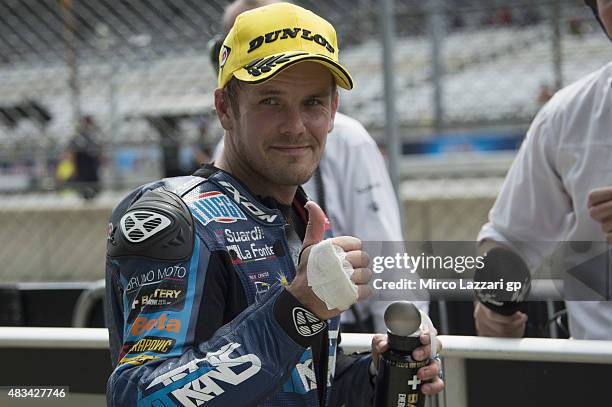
[
  {"x1": 108, "y1": 283, "x2": 313, "y2": 406},
  {"x1": 105, "y1": 188, "x2": 326, "y2": 406},
  {"x1": 330, "y1": 350, "x2": 375, "y2": 407}
]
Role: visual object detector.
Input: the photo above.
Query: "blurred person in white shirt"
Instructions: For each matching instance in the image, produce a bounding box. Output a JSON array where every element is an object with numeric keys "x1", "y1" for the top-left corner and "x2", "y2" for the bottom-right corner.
[{"x1": 475, "y1": 0, "x2": 612, "y2": 340}]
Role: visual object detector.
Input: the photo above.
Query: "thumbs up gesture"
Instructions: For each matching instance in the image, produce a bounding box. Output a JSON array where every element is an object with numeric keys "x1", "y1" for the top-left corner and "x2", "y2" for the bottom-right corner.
[{"x1": 287, "y1": 201, "x2": 373, "y2": 320}]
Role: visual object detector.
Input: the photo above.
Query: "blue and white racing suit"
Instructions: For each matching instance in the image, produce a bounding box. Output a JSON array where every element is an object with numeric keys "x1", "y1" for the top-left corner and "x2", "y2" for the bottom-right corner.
[{"x1": 105, "y1": 165, "x2": 374, "y2": 406}]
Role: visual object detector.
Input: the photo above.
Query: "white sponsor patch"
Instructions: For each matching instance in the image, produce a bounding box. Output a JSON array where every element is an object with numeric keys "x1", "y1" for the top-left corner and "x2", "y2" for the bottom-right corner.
[
  {"x1": 120, "y1": 210, "x2": 171, "y2": 243},
  {"x1": 219, "y1": 181, "x2": 278, "y2": 223},
  {"x1": 146, "y1": 342, "x2": 261, "y2": 405},
  {"x1": 292, "y1": 307, "x2": 325, "y2": 337}
]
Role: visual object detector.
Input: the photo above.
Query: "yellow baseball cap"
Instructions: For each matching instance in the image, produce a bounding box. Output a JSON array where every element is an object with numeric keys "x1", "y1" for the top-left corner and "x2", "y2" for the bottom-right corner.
[{"x1": 218, "y1": 2, "x2": 353, "y2": 90}]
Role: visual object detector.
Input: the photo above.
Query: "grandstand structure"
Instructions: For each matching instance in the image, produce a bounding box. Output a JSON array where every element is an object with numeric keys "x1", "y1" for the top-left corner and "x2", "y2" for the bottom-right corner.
[
  {"x1": 343, "y1": 24, "x2": 610, "y2": 132},
  {"x1": 0, "y1": 1, "x2": 609, "y2": 185}
]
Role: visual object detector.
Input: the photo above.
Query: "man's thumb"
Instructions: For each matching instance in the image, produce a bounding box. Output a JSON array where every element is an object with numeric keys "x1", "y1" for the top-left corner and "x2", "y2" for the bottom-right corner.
[{"x1": 302, "y1": 201, "x2": 327, "y2": 249}]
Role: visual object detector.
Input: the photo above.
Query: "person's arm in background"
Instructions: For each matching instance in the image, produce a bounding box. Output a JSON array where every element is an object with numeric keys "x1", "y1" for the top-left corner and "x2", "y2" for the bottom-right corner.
[
  {"x1": 588, "y1": 186, "x2": 612, "y2": 243},
  {"x1": 475, "y1": 101, "x2": 570, "y2": 337},
  {"x1": 321, "y1": 113, "x2": 428, "y2": 333}
]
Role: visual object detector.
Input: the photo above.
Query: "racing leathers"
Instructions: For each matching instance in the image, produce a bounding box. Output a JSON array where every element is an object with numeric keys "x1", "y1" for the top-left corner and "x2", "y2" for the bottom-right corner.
[{"x1": 105, "y1": 164, "x2": 374, "y2": 406}]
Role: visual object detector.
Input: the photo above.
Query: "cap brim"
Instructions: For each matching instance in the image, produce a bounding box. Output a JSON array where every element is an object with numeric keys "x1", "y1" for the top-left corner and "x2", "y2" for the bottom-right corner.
[{"x1": 233, "y1": 52, "x2": 353, "y2": 90}]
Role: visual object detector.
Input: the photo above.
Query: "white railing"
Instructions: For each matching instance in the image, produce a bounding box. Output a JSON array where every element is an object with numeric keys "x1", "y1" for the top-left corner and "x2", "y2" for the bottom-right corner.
[
  {"x1": 342, "y1": 333, "x2": 612, "y2": 407},
  {"x1": 2, "y1": 328, "x2": 612, "y2": 407},
  {"x1": 0, "y1": 327, "x2": 108, "y2": 349}
]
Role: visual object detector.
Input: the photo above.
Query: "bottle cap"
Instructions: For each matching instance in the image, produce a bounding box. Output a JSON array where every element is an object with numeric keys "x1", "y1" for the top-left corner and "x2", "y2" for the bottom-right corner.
[{"x1": 384, "y1": 301, "x2": 438, "y2": 359}]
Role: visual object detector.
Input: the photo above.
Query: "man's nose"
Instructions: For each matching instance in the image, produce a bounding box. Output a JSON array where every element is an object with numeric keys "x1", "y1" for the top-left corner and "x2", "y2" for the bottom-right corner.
[{"x1": 279, "y1": 105, "x2": 306, "y2": 136}]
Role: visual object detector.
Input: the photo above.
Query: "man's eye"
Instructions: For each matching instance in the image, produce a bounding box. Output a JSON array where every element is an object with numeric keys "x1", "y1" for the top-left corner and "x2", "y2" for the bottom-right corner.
[
  {"x1": 305, "y1": 99, "x2": 323, "y2": 106},
  {"x1": 260, "y1": 98, "x2": 278, "y2": 105}
]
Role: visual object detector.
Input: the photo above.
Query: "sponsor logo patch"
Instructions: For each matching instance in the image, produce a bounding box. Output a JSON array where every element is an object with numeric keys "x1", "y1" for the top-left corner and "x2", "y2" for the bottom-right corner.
[
  {"x1": 245, "y1": 272, "x2": 272, "y2": 299},
  {"x1": 246, "y1": 28, "x2": 335, "y2": 54},
  {"x1": 220, "y1": 225, "x2": 265, "y2": 243},
  {"x1": 219, "y1": 181, "x2": 278, "y2": 223},
  {"x1": 244, "y1": 52, "x2": 308, "y2": 77},
  {"x1": 189, "y1": 191, "x2": 248, "y2": 225},
  {"x1": 292, "y1": 307, "x2": 325, "y2": 337},
  {"x1": 125, "y1": 336, "x2": 177, "y2": 355},
  {"x1": 247, "y1": 271, "x2": 270, "y2": 281},
  {"x1": 131, "y1": 314, "x2": 182, "y2": 337},
  {"x1": 254, "y1": 281, "x2": 271, "y2": 297},
  {"x1": 126, "y1": 265, "x2": 187, "y2": 292},
  {"x1": 226, "y1": 242, "x2": 276, "y2": 265},
  {"x1": 119, "y1": 354, "x2": 160, "y2": 366},
  {"x1": 143, "y1": 342, "x2": 261, "y2": 405},
  {"x1": 125, "y1": 266, "x2": 188, "y2": 323},
  {"x1": 132, "y1": 288, "x2": 184, "y2": 309},
  {"x1": 220, "y1": 45, "x2": 231, "y2": 68},
  {"x1": 120, "y1": 210, "x2": 172, "y2": 243},
  {"x1": 127, "y1": 283, "x2": 187, "y2": 323}
]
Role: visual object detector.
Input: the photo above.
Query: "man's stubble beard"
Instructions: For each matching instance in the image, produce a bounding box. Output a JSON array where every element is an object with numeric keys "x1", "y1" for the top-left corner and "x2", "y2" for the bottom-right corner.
[
  {"x1": 233, "y1": 129, "x2": 322, "y2": 187},
  {"x1": 264, "y1": 154, "x2": 319, "y2": 186}
]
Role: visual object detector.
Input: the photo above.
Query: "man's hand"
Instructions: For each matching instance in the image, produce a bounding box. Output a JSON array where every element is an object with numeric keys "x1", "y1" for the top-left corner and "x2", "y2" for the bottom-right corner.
[
  {"x1": 371, "y1": 333, "x2": 445, "y2": 395},
  {"x1": 473, "y1": 302, "x2": 527, "y2": 337},
  {"x1": 287, "y1": 201, "x2": 372, "y2": 320},
  {"x1": 588, "y1": 186, "x2": 612, "y2": 243}
]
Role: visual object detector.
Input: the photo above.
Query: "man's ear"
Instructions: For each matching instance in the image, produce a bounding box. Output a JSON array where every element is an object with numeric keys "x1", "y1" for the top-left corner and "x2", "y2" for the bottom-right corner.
[
  {"x1": 214, "y1": 88, "x2": 233, "y2": 131},
  {"x1": 328, "y1": 88, "x2": 339, "y2": 133}
]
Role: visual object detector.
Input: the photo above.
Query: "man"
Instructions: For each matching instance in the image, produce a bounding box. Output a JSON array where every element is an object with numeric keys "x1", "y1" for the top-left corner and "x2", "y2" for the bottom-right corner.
[
  {"x1": 105, "y1": 3, "x2": 443, "y2": 406},
  {"x1": 69, "y1": 115, "x2": 102, "y2": 200},
  {"x1": 474, "y1": 0, "x2": 612, "y2": 340},
  {"x1": 211, "y1": 0, "x2": 427, "y2": 333}
]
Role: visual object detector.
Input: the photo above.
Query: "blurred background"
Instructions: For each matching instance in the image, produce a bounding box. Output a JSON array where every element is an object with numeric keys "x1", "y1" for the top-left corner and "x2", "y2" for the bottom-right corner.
[{"x1": 0, "y1": 0, "x2": 608, "y2": 285}]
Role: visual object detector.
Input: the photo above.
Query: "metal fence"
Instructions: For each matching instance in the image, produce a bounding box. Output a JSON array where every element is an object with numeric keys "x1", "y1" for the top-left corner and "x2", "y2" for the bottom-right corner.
[
  {"x1": 1, "y1": 0, "x2": 609, "y2": 187},
  {"x1": 0, "y1": 0, "x2": 610, "y2": 281}
]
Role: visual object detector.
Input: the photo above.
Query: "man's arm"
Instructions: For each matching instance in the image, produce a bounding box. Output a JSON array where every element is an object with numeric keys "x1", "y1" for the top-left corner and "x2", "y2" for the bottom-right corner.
[
  {"x1": 108, "y1": 283, "x2": 316, "y2": 406},
  {"x1": 475, "y1": 102, "x2": 570, "y2": 337},
  {"x1": 105, "y1": 188, "x2": 326, "y2": 406}
]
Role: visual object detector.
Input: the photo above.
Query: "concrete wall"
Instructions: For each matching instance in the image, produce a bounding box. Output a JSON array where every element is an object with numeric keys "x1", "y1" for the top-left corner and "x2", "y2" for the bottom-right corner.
[{"x1": 0, "y1": 178, "x2": 501, "y2": 282}]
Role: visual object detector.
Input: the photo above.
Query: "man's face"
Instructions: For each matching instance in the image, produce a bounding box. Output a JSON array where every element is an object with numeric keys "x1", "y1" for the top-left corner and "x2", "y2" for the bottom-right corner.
[
  {"x1": 598, "y1": 0, "x2": 612, "y2": 36},
  {"x1": 224, "y1": 62, "x2": 338, "y2": 187}
]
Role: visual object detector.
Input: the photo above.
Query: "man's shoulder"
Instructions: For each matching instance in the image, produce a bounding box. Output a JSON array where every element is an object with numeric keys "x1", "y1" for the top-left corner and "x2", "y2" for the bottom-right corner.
[
  {"x1": 111, "y1": 176, "x2": 209, "y2": 217},
  {"x1": 107, "y1": 176, "x2": 204, "y2": 261},
  {"x1": 545, "y1": 62, "x2": 612, "y2": 116}
]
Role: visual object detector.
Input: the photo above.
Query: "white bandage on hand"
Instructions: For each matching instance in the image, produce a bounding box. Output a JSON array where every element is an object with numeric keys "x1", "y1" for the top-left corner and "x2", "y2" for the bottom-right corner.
[{"x1": 306, "y1": 239, "x2": 359, "y2": 311}]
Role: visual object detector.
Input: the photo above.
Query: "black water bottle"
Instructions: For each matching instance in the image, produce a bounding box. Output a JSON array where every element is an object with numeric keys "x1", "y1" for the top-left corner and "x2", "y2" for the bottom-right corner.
[{"x1": 374, "y1": 302, "x2": 430, "y2": 407}]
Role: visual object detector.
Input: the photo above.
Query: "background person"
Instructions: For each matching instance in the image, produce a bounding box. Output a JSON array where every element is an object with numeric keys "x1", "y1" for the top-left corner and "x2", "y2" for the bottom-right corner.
[
  {"x1": 474, "y1": 0, "x2": 612, "y2": 340},
  {"x1": 68, "y1": 115, "x2": 102, "y2": 199}
]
